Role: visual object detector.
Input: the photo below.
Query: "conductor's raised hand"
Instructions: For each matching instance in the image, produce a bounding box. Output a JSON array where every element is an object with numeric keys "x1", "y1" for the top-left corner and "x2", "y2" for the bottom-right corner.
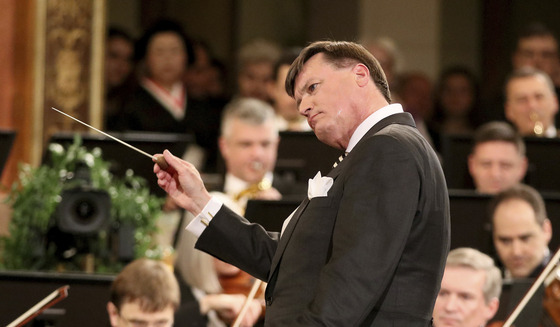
[{"x1": 153, "y1": 150, "x2": 211, "y2": 216}]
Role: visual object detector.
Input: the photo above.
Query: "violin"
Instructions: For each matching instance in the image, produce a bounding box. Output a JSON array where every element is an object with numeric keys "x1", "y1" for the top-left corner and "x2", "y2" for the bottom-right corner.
[
  {"x1": 8, "y1": 285, "x2": 69, "y2": 327},
  {"x1": 216, "y1": 261, "x2": 266, "y2": 326},
  {"x1": 219, "y1": 269, "x2": 259, "y2": 296},
  {"x1": 542, "y1": 267, "x2": 560, "y2": 326},
  {"x1": 488, "y1": 248, "x2": 560, "y2": 327}
]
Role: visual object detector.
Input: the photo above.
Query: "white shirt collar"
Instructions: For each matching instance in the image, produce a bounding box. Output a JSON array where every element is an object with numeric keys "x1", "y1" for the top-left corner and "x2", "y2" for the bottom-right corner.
[
  {"x1": 223, "y1": 172, "x2": 274, "y2": 196},
  {"x1": 346, "y1": 103, "x2": 404, "y2": 153},
  {"x1": 545, "y1": 125, "x2": 557, "y2": 138}
]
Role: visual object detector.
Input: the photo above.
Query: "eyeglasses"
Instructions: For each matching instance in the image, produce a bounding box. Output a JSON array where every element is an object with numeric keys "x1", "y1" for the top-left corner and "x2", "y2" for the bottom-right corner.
[{"x1": 119, "y1": 315, "x2": 173, "y2": 327}]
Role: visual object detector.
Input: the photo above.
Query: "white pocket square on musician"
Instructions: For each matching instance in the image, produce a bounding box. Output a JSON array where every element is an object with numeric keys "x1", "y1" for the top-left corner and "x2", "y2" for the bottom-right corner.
[{"x1": 308, "y1": 172, "x2": 333, "y2": 200}]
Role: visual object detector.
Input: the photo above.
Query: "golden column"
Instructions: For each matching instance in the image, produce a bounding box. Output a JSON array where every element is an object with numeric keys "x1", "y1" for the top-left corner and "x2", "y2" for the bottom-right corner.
[{"x1": 32, "y1": 0, "x2": 106, "y2": 166}]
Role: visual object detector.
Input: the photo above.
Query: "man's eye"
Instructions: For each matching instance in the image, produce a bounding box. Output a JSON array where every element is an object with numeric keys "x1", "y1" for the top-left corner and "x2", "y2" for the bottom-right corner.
[{"x1": 308, "y1": 83, "x2": 318, "y2": 92}]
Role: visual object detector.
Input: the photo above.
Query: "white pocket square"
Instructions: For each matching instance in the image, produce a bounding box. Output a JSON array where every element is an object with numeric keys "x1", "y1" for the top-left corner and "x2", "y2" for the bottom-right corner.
[{"x1": 308, "y1": 171, "x2": 333, "y2": 200}]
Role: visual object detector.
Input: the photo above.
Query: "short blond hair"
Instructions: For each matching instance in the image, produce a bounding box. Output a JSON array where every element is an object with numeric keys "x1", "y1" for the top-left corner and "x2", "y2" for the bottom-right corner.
[
  {"x1": 446, "y1": 247, "x2": 502, "y2": 303},
  {"x1": 221, "y1": 97, "x2": 277, "y2": 139}
]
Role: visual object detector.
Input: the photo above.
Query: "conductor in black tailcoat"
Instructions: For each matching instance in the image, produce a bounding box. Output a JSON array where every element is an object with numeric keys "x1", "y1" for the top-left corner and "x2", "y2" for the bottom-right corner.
[{"x1": 155, "y1": 40, "x2": 450, "y2": 326}]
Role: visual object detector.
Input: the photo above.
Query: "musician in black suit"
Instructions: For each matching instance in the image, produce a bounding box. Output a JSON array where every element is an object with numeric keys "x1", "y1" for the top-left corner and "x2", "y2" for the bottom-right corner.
[
  {"x1": 490, "y1": 183, "x2": 553, "y2": 279},
  {"x1": 155, "y1": 41, "x2": 450, "y2": 326}
]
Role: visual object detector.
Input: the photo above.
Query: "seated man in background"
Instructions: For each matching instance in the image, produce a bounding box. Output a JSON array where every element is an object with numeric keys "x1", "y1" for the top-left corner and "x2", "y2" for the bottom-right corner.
[
  {"x1": 490, "y1": 183, "x2": 552, "y2": 279},
  {"x1": 511, "y1": 22, "x2": 560, "y2": 97},
  {"x1": 215, "y1": 97, "x2": 304, "y2": 212},
  {"x1": 433, "y1": 247, "x2": 502, "y2": 327},
  {"x1": 504, "y1": 67, "x2": 559, "y2": 137},
  {"x1": 235, "y1": 39, "x2": 281, "y2": 103},
  {"x1": 468, "y1": 121, "x2": 528, "y2": 194},
  {"x1": 107, "y1": 258, "x2": 180, "y2": 327},
  {"x1": 172, "y1": 97, "x2": 286, "y2": 326}
]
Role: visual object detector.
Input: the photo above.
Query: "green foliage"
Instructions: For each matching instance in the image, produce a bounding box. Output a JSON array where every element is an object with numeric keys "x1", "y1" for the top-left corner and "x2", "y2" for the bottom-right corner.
[{"x1": 0, "y1": 135, "x2": 164, "y2": 272}]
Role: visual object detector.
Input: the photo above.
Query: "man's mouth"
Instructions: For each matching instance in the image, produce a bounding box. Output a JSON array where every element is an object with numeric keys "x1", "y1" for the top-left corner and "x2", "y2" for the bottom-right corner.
[
  {"x1": 251, "y1": 161, "x2": 264, "y2": 171},
  {"x1": 308, "y1": 113, "x2": 320, "y2": 129}
]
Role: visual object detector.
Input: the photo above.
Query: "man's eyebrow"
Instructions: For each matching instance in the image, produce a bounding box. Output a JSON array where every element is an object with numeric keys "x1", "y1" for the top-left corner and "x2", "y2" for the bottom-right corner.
[{"x1": 519, "y1": 232, "x2": 534, "y2": 239}]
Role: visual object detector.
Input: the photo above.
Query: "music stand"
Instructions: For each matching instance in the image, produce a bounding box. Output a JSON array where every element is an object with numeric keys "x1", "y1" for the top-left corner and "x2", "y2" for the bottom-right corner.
[
  {"x1": 448, "y1": 189, "x2": 493, "y2": 253},
  {"x1": 524, "y1": 137, "x2": 560, "y2": 193},
  {"x1": 44, "y1": 131, "x2": 193, "y2": 197},
  {"x1": 448, "y1": 189, "x2": 560, "y2": 254},
  {"x1": 441, "y1": 133, "x2": 560, "y2": 192},
  {"x1": 0, "y1": 270, "x2": 113, "y2": 327},
  {"x1": 0, "y1": 129, "x2": 16, "y2": 179},
  {"x1": 275, "y1": 131, "x2": 341, "y2": 183},
  {"x1": 244, "y1": 199, "x2": 300, "y2": 232},
  {"x1": 440, "y1": 134, "x2": 475, "y2": 190}
]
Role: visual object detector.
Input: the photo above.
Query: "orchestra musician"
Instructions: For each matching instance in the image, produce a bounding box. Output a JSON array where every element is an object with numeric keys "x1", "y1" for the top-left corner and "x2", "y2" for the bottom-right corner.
[
  {"x1": 504, "y1": 67, "x2": 559, "y2": 138},
  {"x1": 489, "y1": 184, "x2": 553, "y2": 279},
  {"x1": 107, "y1": 258, "x2": 180, "y2": 327},
  {"x1": 174, "y1": 97, "x2": 302, "y2": 326},
  {"x1": 433, "y1": 247, "x2": 502, "y2": 327}
]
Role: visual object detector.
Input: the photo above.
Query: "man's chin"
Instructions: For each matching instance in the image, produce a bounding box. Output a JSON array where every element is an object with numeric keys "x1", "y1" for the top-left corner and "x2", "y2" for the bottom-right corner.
[
  {"x1": 435, "y1": 316, "x2": 461, "y2": 327},
  {"x1": 509, "y1": 267, "x2": 530, "y2": 278}
]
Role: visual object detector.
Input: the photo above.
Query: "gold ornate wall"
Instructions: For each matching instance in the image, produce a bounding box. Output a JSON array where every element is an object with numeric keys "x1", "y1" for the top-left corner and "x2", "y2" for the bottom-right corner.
[{"x1": 32, "y1": 0, "x2": 105, "y2": 165}]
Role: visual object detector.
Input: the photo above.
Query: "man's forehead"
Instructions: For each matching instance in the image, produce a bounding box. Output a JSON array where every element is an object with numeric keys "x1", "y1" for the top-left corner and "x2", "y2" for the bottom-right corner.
[
  {"x1": 508, "y1": 76, "x2": 550, "y2": 94},
  {"x1": 294, "y1": 54, "x2": 326, "y2": 89},
  {"x1": 473, "y1": 141, "x2": 520, "y2": 156},
  {"x1": 443, "y1": 266, "x2": 486, "y2": 289},
  {"x1": 519, "y1": 36, "x2": 559, "y2": 49},
  {"x1": 494, "y1": 200, "x2": 539, "y2": 226}
]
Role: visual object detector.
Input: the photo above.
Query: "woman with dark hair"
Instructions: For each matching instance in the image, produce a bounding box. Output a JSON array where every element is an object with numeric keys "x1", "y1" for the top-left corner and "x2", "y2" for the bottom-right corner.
[
  {"x1": 432, "y1": 65, "x2": 481, "y2": 135},
  {"x1": 120, "y1": 19, "x2": 195, "y2": 133},
  {"x1": 120, "y1": 20, "x2": 223, "y2": 172}
]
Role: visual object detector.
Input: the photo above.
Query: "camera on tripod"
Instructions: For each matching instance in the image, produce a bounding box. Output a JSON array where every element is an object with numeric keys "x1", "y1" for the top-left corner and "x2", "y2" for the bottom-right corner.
[{"x1": 46, "y1": 162, "x2": 111, "y2": 269}]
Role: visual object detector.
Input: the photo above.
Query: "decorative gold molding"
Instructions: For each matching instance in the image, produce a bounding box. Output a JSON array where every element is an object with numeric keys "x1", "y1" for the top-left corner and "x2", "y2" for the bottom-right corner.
[
  {"x1": 31, "y1": 0, "x2": 106, "y2": 166},
  {"x1": 31, "y1": 0, "x2": 47, "y2": 166},
  {"x1": 89, "y1": 0, "x2": 106, "y2": 128}
]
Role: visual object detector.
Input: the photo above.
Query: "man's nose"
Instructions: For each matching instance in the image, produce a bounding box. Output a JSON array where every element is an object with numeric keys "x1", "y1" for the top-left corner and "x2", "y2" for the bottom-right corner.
[
  {"x1": 511, "y1": 239, "x2": 524, "y2": 256},
  {"x1": 489, "y1": 164, "x2": 503, "y2": 179},
  {"x1": 249, "y1": 144, "x2": 267, "y2": 158},
  {"x1": 299, "y1": 97, "x2": 311, "y2": 116},
  {"x1": 526, "y1": 97, "x2": 541, "y2": 111},
  {"x1": 444, "y1": 294, "x2": 459, "y2": 311}
]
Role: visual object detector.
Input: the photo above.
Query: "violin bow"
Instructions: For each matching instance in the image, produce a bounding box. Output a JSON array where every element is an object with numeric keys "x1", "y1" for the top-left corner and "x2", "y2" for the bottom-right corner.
[
  {"x1": 7, "y1": 285, "x2": 70, "y2": 327},
  {"x1": 502, "y1": 247, "x2": 560, "y2": 327},
  {"x1": 232, "y1": 279, "x2": 263, "y2": 327}
]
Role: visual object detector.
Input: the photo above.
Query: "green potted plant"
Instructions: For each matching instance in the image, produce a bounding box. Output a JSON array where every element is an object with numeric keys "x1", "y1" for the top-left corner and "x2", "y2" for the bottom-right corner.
[{"x1": 0, "y1": 135, "x2": 165, "y2": 273}]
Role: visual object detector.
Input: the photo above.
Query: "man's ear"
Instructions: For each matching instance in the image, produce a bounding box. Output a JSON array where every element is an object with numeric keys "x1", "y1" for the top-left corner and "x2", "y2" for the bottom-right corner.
[
  {"x1": 218, "y1": 136, "x2": 228, "y2": 159},
  {"x1": 504, "y1": 97, "x2": 514, "y2": 122},
  {"x1": 484, "y1": 297, "x2": 500, "y2": 321},
  {"x1": 519, "y1": 156, "x2": 529, "y2": 178},
  {"x1": 353, "y1": 63, "x2": 370, "y2": 87},
  {"x1": 543, "y1": 218, "x2": 553, "y2": 245},
  {"x1": 107, "y1": 302, "x2": 119, "y2": 327},
  {"x1": 467, "y1": 154, "x2": 475, "y2": 176}
]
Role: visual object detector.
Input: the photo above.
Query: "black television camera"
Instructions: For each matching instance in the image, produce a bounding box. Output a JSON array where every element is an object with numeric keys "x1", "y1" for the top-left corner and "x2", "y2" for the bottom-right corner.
[{"x1": 46, "y1": 163, "x2": 111, "y2": 268}]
